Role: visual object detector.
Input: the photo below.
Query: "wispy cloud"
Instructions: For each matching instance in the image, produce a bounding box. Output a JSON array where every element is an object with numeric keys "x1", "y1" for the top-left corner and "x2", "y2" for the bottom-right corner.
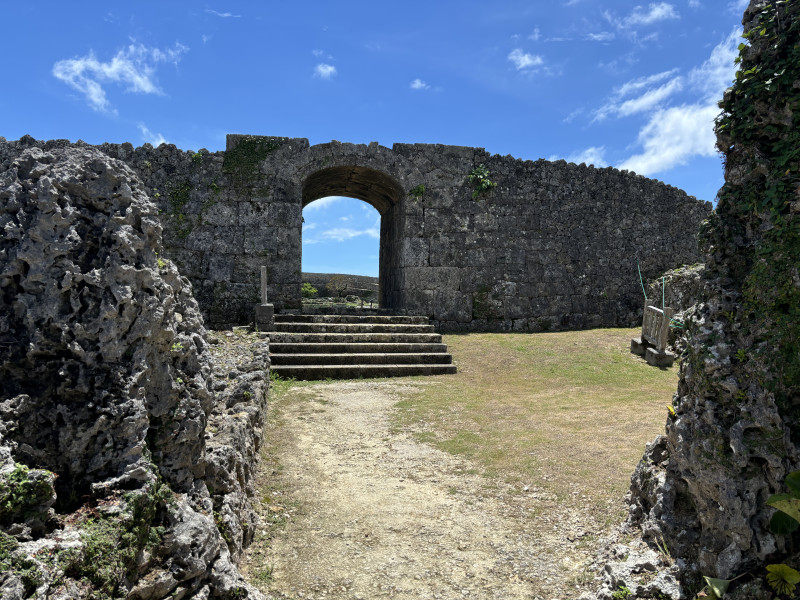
[
  {"x1": 617, "y1": 28, "x2": 740, "y2": 175},
  {"x1": 53, "y1": 43, "x2": 188, "y2": 113},
  {"x1": 586, "y1": 32, "x2": 615, "y2": 42},
  {"x1": 508, "y1": 48, "x2": 544, "y2": 71},
  {"x1": 205, "y1": 9, "x2": 240, "y2": 18},
  {"x1": 314, "y1": 63, "x2": 337, "y2": 79},
  {"x1": 594, "y1": 71, "x2": 683, "y2": 121},
  {"x1": 304, "y1": 196, "x2": 342, "y2": 211},
  {"x1": 304, "y1": 225, "x2": 380, "y2": 244},
  {"x1": 620, "y1": 3, "x2": 679, "y2": 27},
  {"x1": 552, "y1": 146, "x2": 609, "y2": 167},
  {"x1": 410, "y1": 78, "x2": 430, "y2": 90},
  {"x1": 138, "y1": 123, "x2": 167, "y2": 146}
]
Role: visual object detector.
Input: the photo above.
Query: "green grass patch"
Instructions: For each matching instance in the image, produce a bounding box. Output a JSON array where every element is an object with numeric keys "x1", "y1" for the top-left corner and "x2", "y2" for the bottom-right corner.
[{"x1": 392, "y1": 328, "x2": 678, "y2": 506}]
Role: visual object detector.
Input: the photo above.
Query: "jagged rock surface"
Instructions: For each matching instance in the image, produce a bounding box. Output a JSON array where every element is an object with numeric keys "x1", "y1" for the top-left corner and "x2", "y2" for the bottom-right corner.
[
  {"x1": 617, "y1": 0, "x2": 800, "y2": 596},
  {"x1": 0, "y1": 145, "x2": 267, "y2": 599}
]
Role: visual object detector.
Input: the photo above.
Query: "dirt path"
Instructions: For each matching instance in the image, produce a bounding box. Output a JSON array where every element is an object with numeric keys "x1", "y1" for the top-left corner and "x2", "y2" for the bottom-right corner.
[{"x1": 242, "y1": 380, "x2": 607, "y2": 600}]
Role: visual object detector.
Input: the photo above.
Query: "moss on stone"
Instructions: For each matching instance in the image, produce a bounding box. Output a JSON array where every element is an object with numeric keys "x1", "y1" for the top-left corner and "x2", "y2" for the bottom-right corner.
[{"x1": 222, "y1": 136, "x2": 282, "y2": 187}]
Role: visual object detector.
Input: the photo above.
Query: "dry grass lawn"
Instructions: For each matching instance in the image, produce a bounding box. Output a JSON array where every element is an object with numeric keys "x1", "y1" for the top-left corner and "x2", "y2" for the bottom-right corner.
[{"x1": 392, "y1": 328, "x2": 679, "y2": 515}]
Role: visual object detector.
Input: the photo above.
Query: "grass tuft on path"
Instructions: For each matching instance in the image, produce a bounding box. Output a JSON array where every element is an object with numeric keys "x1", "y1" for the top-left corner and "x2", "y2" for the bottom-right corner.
[{"x1": 391, "y1": 328, "x2": 678, "y2": 511}]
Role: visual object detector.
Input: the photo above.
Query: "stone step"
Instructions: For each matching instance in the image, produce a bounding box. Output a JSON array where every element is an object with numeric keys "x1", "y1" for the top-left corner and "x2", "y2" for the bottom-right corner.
[
  {"x1": 268, "y1": 342, "x2": 450, "y2": 354},
  {"x1": 267, "y1": 332, "x2": 442, "y2": 344},
  {"x1": 269, "y1": 352, "x2": 453, "y2": 366},
  {"x1": 270, "y1": 363, "x2": 458, "y2": 380},
  {"x1": 275, "y1": 314, "x2": 429, "y2": 324},
  {"x1": 272, "y1": 322, "x2": 435, "y2": 334}
]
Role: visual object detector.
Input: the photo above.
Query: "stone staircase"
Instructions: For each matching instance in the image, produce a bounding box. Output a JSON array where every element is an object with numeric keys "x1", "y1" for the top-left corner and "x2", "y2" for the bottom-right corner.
[{"x1": 267, "y1": 314, "x2": 457, "y2": 380}]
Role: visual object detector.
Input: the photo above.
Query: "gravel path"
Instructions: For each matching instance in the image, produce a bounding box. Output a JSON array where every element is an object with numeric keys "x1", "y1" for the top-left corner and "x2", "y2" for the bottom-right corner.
[{"x1": 243, "y1": 380, "x2": 607, "y2": 600}]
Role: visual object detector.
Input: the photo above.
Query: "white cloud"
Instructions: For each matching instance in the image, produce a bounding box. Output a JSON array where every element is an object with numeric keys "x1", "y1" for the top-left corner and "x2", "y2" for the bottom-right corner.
[
  {"x1": 621, "y1": 3, "x2": 680, "y2": 27},
  {"x1": 586, "y1": 32, "x2": 615, "y2": 42},
  {"x1": 689, "y1": 0, "x2": 701, "y2": 7},
  {"x1": 688, "y1": 27, "x2": 740, "y2": 101},
  {"x1": 138, "y1": 123, "x2": 167, "y2": 146},
  {"x1": 554, "y1": 146, "x2": 609, "y2": 167},
  {"x1": 315, "y1": 63, "x2": 337, "y2": 79},
  {"x1": 617, "y1": 104, "x2": 718, "y2": 174},
  {"x1": 508, "y1": 48, "x2": 544, "y2": 71},
  {"x1": 727, "y1": 0, "x2": 748, "y2": 13},
  {"x1": 528, "y1": 28, "x2": 541, "y2": 41},
  {"x1": 594, "y1": 69, "x2": 682, "y2": 121},
  {"x1": 615, "y1": 69, "x2": 679, "y2": 97},
  {"x1": 410, "y1": 78, "x2": 430, "y2": 90},
  {"x1": 615, "y1": 29, "x2": 740, "y2": 176},
  {"x1": 205, "y1": 9, "x2": 240, "y2": 18},
  {"x1": 596, "y1": 76, "x2": 684, "y2": 120},
  {"x1": 319, "y1": 227, "x2": 380, "y2": 242},
  {"x1": 53, "y1": 43, "x2": 188, "y2": 113},
  {"x1": 304, "y1": 196, "x2": 342, "y2": 211}
]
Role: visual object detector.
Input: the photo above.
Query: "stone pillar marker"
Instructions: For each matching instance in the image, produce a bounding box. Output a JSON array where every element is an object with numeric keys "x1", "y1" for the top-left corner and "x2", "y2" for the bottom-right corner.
[{"x1": 254, "y1": 265, "x2": 274, "y2": 329}]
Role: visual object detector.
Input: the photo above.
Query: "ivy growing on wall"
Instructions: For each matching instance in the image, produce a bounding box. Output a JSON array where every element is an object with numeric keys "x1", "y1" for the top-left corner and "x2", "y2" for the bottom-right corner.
[
  {"x1": 711, "y1": 0, "x2": 800, "y2": 409},
  {"x1": 222, "y1": 136, "x2": 283, "y2": 187}
]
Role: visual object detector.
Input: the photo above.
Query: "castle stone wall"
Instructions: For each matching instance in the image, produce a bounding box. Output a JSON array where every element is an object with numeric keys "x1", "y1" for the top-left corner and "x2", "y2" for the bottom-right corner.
[{"x1": 0, "y1": 134, "x2": 712, "y2": 330}]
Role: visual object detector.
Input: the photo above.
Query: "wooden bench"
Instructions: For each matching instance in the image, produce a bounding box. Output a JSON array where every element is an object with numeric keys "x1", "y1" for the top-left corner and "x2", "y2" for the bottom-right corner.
[{"x1": 630, "y1": 299, "x2": 675, "y2": 367}]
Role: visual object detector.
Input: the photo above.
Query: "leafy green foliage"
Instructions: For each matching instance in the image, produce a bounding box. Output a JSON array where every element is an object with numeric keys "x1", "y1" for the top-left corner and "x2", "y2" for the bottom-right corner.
[
  {"x1": 301, "y1": 282, "x2": 318, "y2": 298},
  {"x1": 712, "y1": 0, "x2": 800, "y2": 413},
  {"x1": 467, "y1": 164, "x2": 497, "y2": 199},
  {"x1": 610, "y1": 585, "x2": 632, "y2": 599},
  {"x1": 166, "y1": 179, "x2": 194, "y2": 240},
  {"x1": 766, "y1": 563, "x2": 800, "y2": 596},
  {"x1": 0, "y1": 463, "x2": 53, "y2": 524},
  {"x1": 63, "y1": 481, "x2": 172, "y2": 599},
  {"x1": 408, "y1": 183, "x2": 425, "y2": 201},
  {"x1": 222, "y1": 136, "x2": 282, "y2": 187},
  {"x1": 703, "y1": 576, "x2": 731, "y2": 599}
]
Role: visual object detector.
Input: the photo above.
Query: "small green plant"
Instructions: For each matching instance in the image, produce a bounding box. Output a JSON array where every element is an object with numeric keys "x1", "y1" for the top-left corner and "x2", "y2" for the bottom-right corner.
[
  {"x1": 409, "y1": 183, "x2": 425, "y2": 201},
  {"x1": 243, "y1": 390, "x2": 252, "y2": 401},
  {"x1": 766, "y1": 563, "x2": 800, "y2": 596},
  {"x1": 176, "y1": 377, "x2": 184, "y2": 384},
  {"x1": 301, "y1": 282, "x2": 318, "y2": 299},
  {"x1": 611, "y1": 585, "x2": 632, "y2": 600},
  {"x1": 253, "y1": 564, "x2": 275, "y2": 584},
  {"x1": 468, "y1": 164, "x2": 497, "y2": 199},
  {"x1": 142, "y1": 160, "x2": 151, "y2": 169},
  {"x1": 171, "y1": 342, "x2": 184, "y2": 353},
  {"x1": 191, "y1": 151, "x2": 203, "y2": 165},
  {"x1": 735, "y1": 348, "x2": 747, "y2": 362}
]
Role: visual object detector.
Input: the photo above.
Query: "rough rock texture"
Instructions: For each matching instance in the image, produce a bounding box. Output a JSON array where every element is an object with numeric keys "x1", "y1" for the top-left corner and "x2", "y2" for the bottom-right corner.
[
  {"x1": 0, "y1": 134, "x2": 710, "y2": 330},
  {"x1": 0, "y1": 145, "x2": 267, "y2": 599},
  {"x1": 647, "y1": 264, "x2": 706, "y2": 351},
  {"x1": 621, "y1": 0, "x2": 800, "y2": 595}
]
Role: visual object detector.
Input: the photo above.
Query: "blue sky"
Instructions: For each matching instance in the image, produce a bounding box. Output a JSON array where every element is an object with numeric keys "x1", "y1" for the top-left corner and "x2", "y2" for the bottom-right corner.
[{"x1": 2, "y1": 1, "x2": 748, "y2": 277}]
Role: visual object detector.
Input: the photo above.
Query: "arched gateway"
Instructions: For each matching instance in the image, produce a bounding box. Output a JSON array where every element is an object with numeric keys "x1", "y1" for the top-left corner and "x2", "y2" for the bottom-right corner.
[
  {"x1": 85, "y1": 133, "x2": 711, "y2": 330},
  {"x1": 302, "y1": 166, "x2": 404, "y2": 310}
]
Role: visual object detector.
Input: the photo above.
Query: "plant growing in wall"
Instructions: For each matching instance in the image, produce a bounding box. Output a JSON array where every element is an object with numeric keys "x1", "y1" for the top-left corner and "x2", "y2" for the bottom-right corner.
[
  {"x1": 468, "y1": 164, "x2": 496, "y2": 199},
  {"x1": 408, "y1": 184, "x2": 425, "y2": 201}
]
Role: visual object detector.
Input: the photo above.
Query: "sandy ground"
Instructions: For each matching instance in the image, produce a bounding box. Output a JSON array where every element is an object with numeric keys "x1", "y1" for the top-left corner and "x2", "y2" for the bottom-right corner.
[{"x1": 242, "y1": 380, "x2": 610, "y2": 600}]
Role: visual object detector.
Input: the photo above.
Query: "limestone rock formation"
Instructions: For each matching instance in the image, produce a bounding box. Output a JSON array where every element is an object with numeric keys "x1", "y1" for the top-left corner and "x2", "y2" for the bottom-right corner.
[
  {"x1": 0, "y1": 145, "x2": 267, "y2": 598},
  {"x1": 619, "y1": 0, "x2": 800, "y2": 595}
]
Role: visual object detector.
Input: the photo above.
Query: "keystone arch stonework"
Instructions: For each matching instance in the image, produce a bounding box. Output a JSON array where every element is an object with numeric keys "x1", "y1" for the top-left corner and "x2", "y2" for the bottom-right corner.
[{"x1": 0, "y1": 134, "x2": 713, "y2": 330}]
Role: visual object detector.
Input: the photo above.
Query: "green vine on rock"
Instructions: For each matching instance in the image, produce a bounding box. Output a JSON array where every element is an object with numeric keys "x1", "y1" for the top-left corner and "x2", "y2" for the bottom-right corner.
[
  {"x1": 222, "y1": 136, "x2": 283, "y2": 188},
  {"x1": 711, "y1": 0, "x2": 800, "y2": 412}
]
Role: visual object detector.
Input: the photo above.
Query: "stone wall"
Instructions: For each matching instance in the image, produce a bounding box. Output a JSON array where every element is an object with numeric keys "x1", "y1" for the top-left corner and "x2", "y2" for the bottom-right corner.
[
  {"x1": 0, "y1": 145, "x2": 266, "y2": 599},
  {"x1": 620, "y1": 0, "x2": 800, "y2": 595},
  {"x1": 0, "y1": 134, "x2": 711, "y2": 330}
]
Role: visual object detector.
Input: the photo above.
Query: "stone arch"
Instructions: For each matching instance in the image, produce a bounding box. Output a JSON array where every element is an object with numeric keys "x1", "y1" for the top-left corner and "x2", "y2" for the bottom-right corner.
[{"x1": 301, "y1": 165, "x2": 405, "y2": 309}]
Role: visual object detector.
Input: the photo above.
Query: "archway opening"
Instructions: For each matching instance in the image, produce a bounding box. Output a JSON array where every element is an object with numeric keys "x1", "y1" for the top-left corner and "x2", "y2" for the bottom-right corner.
[
  {"x1": 301, "y1": 166, "x2": 404, "y2": 310},
  {"x1": 302, "y1": 196, "x2": 380, "y2": 307}
]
